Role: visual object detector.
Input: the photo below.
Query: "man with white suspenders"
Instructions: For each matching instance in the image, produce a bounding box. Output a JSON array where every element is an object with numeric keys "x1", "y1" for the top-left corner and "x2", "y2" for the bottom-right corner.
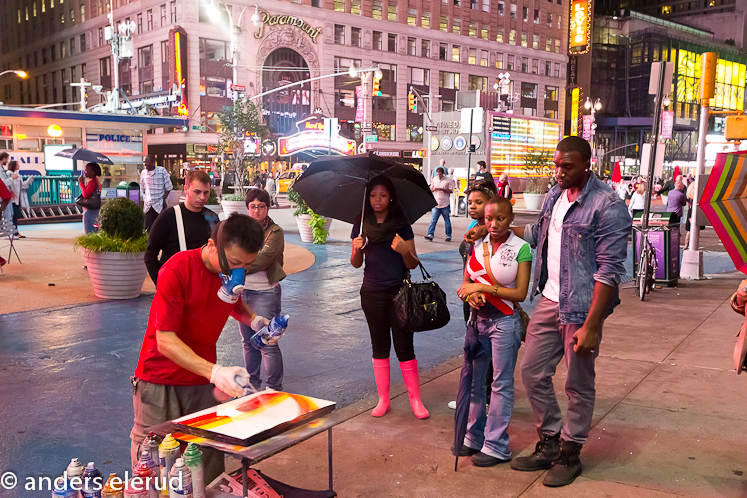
[{"x1": 145, "y1": 171, "x2": 220, "y2": 285}]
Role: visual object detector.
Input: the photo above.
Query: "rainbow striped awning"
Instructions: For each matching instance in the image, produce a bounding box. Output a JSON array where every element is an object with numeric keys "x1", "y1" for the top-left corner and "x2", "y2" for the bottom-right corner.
[{"x1": 701, "y1": 152, "x2": 747, "y2": 274}]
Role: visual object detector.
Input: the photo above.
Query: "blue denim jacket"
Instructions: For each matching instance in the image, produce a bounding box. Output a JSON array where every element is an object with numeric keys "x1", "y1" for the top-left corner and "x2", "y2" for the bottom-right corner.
[{"x1": 524, "y1": 173, "x2": 632, "y2": 324}]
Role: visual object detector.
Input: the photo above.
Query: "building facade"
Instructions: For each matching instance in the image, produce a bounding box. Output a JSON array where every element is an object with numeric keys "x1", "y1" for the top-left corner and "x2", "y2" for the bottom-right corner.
[{"x1": 0, "y1": 0, "x2": 569, "y2": 172}]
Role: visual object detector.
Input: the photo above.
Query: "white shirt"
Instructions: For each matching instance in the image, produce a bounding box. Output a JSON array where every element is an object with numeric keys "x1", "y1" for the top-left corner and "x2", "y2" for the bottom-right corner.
[
  {"x1": 431, "y1": 176, "x2": 455, "y2": 208},
  {"x1": 616, "y1": 183, "x2": 627, "y2": 201},
  {"x1": 140, "y1": 166, "x2": 173, "y2": 213},
  {"x1": 543, "y1": 190, "x2": 573, "y2": 303},
  {"x1": 628, "y1": 191, "x2": 645, "y2": 216}
]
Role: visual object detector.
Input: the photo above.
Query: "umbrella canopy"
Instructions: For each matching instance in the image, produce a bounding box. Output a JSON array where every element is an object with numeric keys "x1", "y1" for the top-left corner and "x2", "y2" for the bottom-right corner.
[
  {"x1": 611, "y1": 161, "x2": 622, "y2": 184},
  {"x1": 54, "y1": 147, "x2": 114, "y2": 165},
  {"x1": 291, "y1": 152, "x2": 436, "y2": 225},
  {"x1": 453, "y1": 308, "x2": 485, "y2": 471},
  {"x1": 700, "y1": 151, "x2": 747, "y2": 274}
]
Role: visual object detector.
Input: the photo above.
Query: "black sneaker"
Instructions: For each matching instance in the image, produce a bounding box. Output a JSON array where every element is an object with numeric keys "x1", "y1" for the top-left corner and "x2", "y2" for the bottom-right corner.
[
  {"x1": 445, "y1": 236, "x2": 452, "y2": 242},
  {"x1": 510, "y1": 430, "x2": 560, "y2": 471},
  {"x1": 472, "y1": 452, "x2": 511, "y2": 467},
  {"x1": 423, "y1": 235, "x2": 434, "y2": 241},
  {"x1": 543, "y1": 440, "x2": 583, "y2": 487},
  {"x1": 452, "y1": 444, "x2": 480, "y2": 457}
]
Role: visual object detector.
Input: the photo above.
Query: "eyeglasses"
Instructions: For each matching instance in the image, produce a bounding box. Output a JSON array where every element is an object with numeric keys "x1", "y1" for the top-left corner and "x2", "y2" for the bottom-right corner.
[{"x1": 248, "y1": 204, "x2": 268, "y2": 211}]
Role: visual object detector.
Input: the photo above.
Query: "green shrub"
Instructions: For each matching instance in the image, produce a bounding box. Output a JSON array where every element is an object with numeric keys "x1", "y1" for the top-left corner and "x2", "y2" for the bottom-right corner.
[
  {"x1": 98, "y1": 197, "x2": 146, "y2": 241},
  {"x1": 307, "y1": 212, "x2": 329, "y2": 244},
  {"x1": 221, "y1": 193, "x2": 245, "y2": 202},
  {"x1": 524, "y1": 176, "x2": 552, "y2": 194},
  {"x1": 74, "y1": 232, "x2": 149, "y2": 253},
  {"x1": 208, "y1": 188, "x2": 219, "y2": 204},
  {"x1": 287, "y1": 184, "x2": 311, "y2": 216}
]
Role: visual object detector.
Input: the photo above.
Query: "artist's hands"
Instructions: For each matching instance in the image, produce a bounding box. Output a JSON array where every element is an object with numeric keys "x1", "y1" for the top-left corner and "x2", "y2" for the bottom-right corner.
[
  {"x1": 391, "y1": 234, "x2": 409, "y2": 255},
  {"x1": 467, "y1": 292, "x2": 486, "y2": 308},
  {"x1": 251, "y1": 315, "x2": 270, "y2": 332},
  {"x1": 573, "y1": 322, "x2": 601, "y2": 355},
  {"x1": 210, "y1": 364, "x2": 250, "y2": 398},
  {"x1": 457, "y1": 283, "x2": 483, "y2": 300}
]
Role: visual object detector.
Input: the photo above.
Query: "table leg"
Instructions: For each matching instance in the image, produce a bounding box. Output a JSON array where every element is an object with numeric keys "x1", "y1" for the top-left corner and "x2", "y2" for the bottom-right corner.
[
  {"x1": 328, "y1": 428, "x2": 333, "y2": 492},
  {"x1": 242, "y1": 458, "x2": 248, "y2": 498}
]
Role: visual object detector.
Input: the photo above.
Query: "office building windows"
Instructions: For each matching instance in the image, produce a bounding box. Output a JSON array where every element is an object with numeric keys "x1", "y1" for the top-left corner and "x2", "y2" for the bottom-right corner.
[
  {"x1": 468, "y1": 75, "x2": 487, "y2": 91},
  {"x1": 80, "y1": 4, "x2": 85, "y2": 21},
  {"x1": 532, "y1": 59, "x2": 538, "y2": 74},
  {"x1": 147, "y1": 9, "x2": 153, "y2": 30},
  {"x1": 521, "y1": 32, "x2": 527, "y2": 47},
  {"x1": 507, "y1": 54, "x2": 514, "y2": 70},
  {"x1": 509, "y1": 29, "x2": 515, "y2": 44},
  {"x1": 410, "y1": 67, "x2": 429, "y2": 85},
  {"x1": 510, "y1": 3, "x2": 516, "y2": 19},
  {"x1": 388, "y1": 1, "x2": 397, "y2": 22},
  {"x1": 469, "y1": 22, "x2": 477, "y2": 37},
  {"x1": 351, "y1": 27, "x2": 361, "y2": 47},
  {"x1": 452, "y1": 45, "x2": 461, "y2": 62},
  {"x1": 521, "y1": 57, "x2": 528, "y2": 72},
  {"x1": 351, "y1": 0, "x2": 361, "y2": 15},
  {"x1": 481, "y1": 27, "x2": 488, "y2": 39},
  {"x1": 555, "y1": 39, "x2": 560, "y2": 53},
  {"x1": 80, "y1": 34, "x2": 86, "y2": 52},
  {"x1": 547, "y1": 12, "x2": 552, "y2": 26},
  {"x1": 546, "y1": 37, "x2": 552, "y2": 51},
  {"x1": 334, "y1": 0, "x2": 344, "y2": 12},
  {"x1": 496, "y1": 28, "x2": 504, "y2": 43},
  {"x1": 498, "y1": 1, "x2": 504, "y2": 16},
  {"x1": 373, "y1": 31, "x2": 382, "y2": 50},
  {"x1": 480, "y1": 50, "x2": 488, "y2": 67},
  {"x1": 453, "y1": 19, "x2": 461, "y2": 35},
  {"x1": 439, "y1": 42, "x2": 447, "y2": 60},
  {"x1": 468, "y1": 48, "x2": 477, "y2": 65},
  {"x1": 421, "y1": 11, "x2": 430, "y2": 28},
  {"x1": 373, "y1": 1, "x2": 382, "y2": 19},
  {"x1": 496, "y1": 53, "x2": 504, "y2": 69},
  {"x1": 171, "y1": 1, "x2": 177, "y2": 23},
  {"x1": 534, "y1": 9, "x2": 540, "y2": 23},
  {"x1": 440, "y1": 14, "x2": 448, "y2": 32},
  {"x1": 533, "y1": 34, "x2": 539, "y2": 49},
  {"x1": 483, "y1": 0, "x2": 490, "y2": 11},
  {"x1": 545, "y1": 61, "x2": 552, "y2": 76},
  {"x1": 439, "y1": 71, "x2": 459, "y2": 89},
  {"x1": 388, "y1": 33, "x2": 397, "y2": 52},
  {"x1": 408, "y1": 8, "x2": 417, "y2": 26},
  {"x1": 522, "y1": 6, "x2": 528, "y2": 21},
  {"x1": 334, "y1": 24, "x2": 345, "y2": 44},
  {"x1": 161, "y1": 4, "x2": 167, "y2": 26},
  {"x1": 422, "y1": 39, "x2": 430, "y2": 57},
  {"x1": 407, "y1": 37, "x2": 416, "y2": 55},
  {"x1": 554, "y1": 62, "x2": 560, "y2": 77}
]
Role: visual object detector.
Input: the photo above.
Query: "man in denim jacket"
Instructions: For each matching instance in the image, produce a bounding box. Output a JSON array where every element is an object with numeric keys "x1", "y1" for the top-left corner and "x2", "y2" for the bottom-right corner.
[{"x1": 506, "y1": 137, "x2": 630, "y2": 486}]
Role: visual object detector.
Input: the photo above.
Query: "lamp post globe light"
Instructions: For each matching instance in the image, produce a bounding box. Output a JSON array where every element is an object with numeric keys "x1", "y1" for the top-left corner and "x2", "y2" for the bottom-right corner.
[
  {"x1": 584, "y1": 97, "x2": 602, "y2": 171},
  {"x1": 0, "y1": 70, "x2": 27, "y2": 78}
]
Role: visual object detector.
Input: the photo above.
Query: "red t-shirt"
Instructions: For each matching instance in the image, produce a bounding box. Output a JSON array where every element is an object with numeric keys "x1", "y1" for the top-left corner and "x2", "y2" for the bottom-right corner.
[
  {"x1": 0, "y1": 181, "x2": 10, "y2": 202},
  {"x1": 134, "y1": 248, "x2": 244, "y2": 386}
]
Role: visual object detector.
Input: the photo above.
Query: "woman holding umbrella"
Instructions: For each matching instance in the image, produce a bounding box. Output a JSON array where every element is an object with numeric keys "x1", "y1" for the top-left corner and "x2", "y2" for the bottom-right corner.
[
  {"x1": 350, "y1": 175, "x2": 429, "y2": 419},
  {"x1": 455, "y1": 196, "x2": 531, "y2": 467},
  {"x1": 78, "y1": 162, "x2": 102, "y2": 234}
]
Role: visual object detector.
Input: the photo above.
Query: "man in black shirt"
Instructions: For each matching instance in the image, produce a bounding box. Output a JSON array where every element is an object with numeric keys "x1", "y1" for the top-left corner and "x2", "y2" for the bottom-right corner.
[
  {"x1": 473, "y1": 160, "x2": 495, "y2": 184},
  {"x1": 145, "y1": 171, "x2": 220, "y2": 284}
]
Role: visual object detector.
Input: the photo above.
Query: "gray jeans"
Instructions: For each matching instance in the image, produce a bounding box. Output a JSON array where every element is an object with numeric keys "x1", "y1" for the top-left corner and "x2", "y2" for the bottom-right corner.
[{"x1": 520, "y1": 297, "x2": 601, "y2": 444}]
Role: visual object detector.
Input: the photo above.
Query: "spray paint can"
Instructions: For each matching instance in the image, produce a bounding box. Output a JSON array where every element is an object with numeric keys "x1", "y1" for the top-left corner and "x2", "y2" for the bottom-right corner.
[
  {"x1": 136, "y1": 450, "x2": 159, "y2": 476},
  {"x1": 158, "y1": 434, "x2": 180, "y2": 496},
  {"x1": 141, "y1": 433, "x2": 161, "y2": 472},
  {"x1": 181, "y1": 444, "x2": 204, "y2": 498},
  {"x1": 80, "y1": 462, "x2": 104, "y2": 498},
  {"x1": 51, "y1": 476, "x2": 79, "y2": 498},
  {"x1": 101, "y1": 474, "x2": 124, "y2": 498},
  {"x1": 167, "y1": 458, "x2": 192, "y2": 498},
  {"x1": 132, "y1": 461, "x2": 158, "y2": 498},
  {"x1": 123, "y1": 478, "x2": 150, "y2": 498},
  {"x1": 66, "y1": 458, "x2": 85, "y2": 486}
]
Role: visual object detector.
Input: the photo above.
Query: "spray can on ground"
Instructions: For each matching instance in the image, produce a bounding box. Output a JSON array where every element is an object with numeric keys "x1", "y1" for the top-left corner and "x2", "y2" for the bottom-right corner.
[
  {"x1": 101, "y1": 473, "x2": 124, "y2": 498},
  {"x1": 123, "y1": 478, "x2": 150, "y2": 498},
  {"x1": 181, "y1": 444, "x2": 204, "y2": 498},
  {"x1": 51, "y1": 477, "x2": 79, "y2": 498},
  {"x1": 158, "y1": 434, "x2": 180, "y2": 496},
  {"x1": 60, "y1": 458, "x2": 85, "y2": 498},
  {"x1": 132, "y1": 461, "x2": 158, "y2": 498},
  {"x1": 141, "y1": 433, "x2": 161, "y2": 472},
  {"x1": 250, "y1": 315, "x2": 290, "y2": 349},
  {"x1": 167, "y1": 458, "x2": 192, "y2": 498},
  {"x1": 80, "y1": 462, "x2": 104, "y2": 498}
]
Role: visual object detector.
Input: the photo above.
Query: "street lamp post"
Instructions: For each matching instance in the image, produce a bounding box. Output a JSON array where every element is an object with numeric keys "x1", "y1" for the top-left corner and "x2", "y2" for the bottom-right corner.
[
  {"x1": 0, "y1": 70, "x2": 27, "y2": 78},
  {"x1": 349, "y1": 64, "x2": 382, "y2": 155},
  {"x1": 207, "y1": 1, "x2": 263, "y2": 101},
  {"x1": 584, "y1": 97, "x2": 602, "y2": 173}
]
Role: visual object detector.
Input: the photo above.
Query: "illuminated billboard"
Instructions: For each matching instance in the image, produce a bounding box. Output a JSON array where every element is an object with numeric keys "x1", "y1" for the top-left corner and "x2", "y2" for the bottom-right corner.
[
  {"x1": 569, "y1": 0, "x2": 591, "y2": 55},
  {"x1": 278, "y1": 130, "x2": 356, "y2": 156},
  {"x1": 489, "y1": 112, "x2": 561, "y2": 177},
  {"x1": 677, "y1": 50, "x2": 746, "y2": 111}
]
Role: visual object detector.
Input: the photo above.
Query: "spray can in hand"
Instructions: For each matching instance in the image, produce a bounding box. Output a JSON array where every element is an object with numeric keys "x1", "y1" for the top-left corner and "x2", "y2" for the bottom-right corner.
[
  {"x1": 80, "y1": 462, "x2": 103, "y2": 498},
  {"x1": 250, "y1": 315, "x2": 290, "y2": 349},
  {"x1": 167, "y1": 458, "x2": 192, "y2": 498},
  {"x1": 158, "y1": 434, "x2": 180, "y2": 496},
  {"x1": 181, "y1": 444, "x2": 204, "y2": 498}
]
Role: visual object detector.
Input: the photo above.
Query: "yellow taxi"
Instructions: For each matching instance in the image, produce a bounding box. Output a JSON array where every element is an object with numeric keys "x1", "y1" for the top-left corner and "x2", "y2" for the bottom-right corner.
[{"x1": 278, "y1": 170, "x2": 299, "y2": 193}]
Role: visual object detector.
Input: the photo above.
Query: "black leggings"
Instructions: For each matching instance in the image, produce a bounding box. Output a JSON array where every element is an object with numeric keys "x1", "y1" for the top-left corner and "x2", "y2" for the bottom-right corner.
[{"x1": 360, "y1": 287, "x2": 415, "y2": 362}]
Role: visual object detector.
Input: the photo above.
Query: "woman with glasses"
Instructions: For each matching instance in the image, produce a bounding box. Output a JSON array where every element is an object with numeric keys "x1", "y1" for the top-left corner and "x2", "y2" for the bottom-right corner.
[{"x1": 238, "y1": 189, "x2": 286, "y2": 392}]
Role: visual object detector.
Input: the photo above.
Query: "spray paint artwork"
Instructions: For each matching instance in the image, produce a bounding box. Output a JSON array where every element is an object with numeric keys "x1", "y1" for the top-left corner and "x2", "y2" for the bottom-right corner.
[{"x1": 173, "y1": 391, "x2": 336, "y2": 446}]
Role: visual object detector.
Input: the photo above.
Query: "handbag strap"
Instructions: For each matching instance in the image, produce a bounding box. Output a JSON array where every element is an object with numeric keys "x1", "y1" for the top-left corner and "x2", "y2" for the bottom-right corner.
[
  {"x1": 174, "y1": 204, "x2": 187, "y2": 252},
  {"x1": 482, "y1": 241, "x2": 499, "y2": 292}
]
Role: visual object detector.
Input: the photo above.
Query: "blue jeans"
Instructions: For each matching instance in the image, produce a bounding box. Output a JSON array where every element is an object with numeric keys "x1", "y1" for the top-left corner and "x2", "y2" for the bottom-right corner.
[
  {"x1": 464, "y1": 313, "x2": 522, "y2": 459},
  {"x1": 238, "y1": 286, "x2": 283, "y2": 391},
  {"x1": 82, "y1": 208, "x2": 99, "y2": 234},
  {"x1": 427, "y1": 206, "x2": 452, "y2": 238}
]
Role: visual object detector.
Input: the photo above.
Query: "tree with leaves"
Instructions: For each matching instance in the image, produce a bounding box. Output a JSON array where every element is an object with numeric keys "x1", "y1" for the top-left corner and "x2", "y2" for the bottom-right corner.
[{"x1": 217, "y1": 99, "x2": 267, "y2": 200}]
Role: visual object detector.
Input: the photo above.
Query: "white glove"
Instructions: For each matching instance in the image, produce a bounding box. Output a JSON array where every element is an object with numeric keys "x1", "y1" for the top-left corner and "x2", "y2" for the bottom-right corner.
[
  {"x1": 251, "y1": 315, "x2": 269, "y2": 332},
  {"x1": 210, "y1": 364, "x2": 249, "y2": 398}
]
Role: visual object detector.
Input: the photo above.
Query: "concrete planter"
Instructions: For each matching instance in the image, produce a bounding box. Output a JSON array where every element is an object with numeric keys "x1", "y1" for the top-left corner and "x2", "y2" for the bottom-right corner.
[
  {"x1": 167, "y1": 189, "x2": 183, "y2": 208},
  {"x1": 296, "y1": 214, "x2": 332, "y2": 243},
  {"x1": 83, "y1": 250, "x2": 147, "y2": 300},
  {"x1": 523, "y1": 193, "x2": 546, "y2": 211},
  {"x1": 221, "y1": 200, "x2": 248, "y2": 217},
  {"x1": 660, "y1": 194, "x2": 668, "y2": 206}
]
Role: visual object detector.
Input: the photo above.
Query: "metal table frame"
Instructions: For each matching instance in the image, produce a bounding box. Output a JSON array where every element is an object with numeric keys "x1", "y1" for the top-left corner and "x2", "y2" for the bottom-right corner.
[{"x1": 149, "y1": 413, "x2": 341, "y2": 497}]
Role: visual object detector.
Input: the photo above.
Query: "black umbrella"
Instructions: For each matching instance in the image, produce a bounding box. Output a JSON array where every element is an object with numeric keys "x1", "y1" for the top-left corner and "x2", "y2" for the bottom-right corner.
[
  {"x1": 453, "y1": 307, "x2": 485, "y2": 471},
  {"x1": 54, "y1": 147, "x2": 115, "y2": 165},
  {"x1": 291, "y1": 152, "x2": 436, "y2": 226}
]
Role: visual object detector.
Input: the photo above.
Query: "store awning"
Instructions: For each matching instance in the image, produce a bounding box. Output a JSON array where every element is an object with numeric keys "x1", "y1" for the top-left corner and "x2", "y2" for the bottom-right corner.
[{"x1": 0, "y1": 106, "x2": 186, "y2": 130}]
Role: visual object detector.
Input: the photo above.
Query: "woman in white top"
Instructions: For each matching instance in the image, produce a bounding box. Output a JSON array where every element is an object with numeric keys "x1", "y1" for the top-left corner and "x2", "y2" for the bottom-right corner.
[
  {"x1": 628, "y1": 181, "x2": 646, "y2": 217},
  {"x1": 455, "y1": 196, "x2": 532, "y2": 467}
]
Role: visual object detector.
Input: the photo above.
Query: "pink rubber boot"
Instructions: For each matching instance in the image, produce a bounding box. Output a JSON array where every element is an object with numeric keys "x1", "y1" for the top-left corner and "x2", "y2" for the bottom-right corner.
[
  {"x1": 371, "y1": 358, "x2": 391, "y2": 417},
  {"x1": 400, "y1": 359, "x2": 430, "y2": 419}
]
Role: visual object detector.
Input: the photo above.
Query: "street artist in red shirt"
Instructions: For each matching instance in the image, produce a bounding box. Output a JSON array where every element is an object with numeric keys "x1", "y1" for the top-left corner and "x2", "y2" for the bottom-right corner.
[{"x1": 130, "y1": 214, "x2": 268, "y2": 483}]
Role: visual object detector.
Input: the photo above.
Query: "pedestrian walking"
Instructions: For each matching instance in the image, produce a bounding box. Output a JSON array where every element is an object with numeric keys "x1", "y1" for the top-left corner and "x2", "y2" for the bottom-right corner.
[
  {"x1": 455, "y1": 196, "x2": 531, "y2": 467},
  {"x1": 424, "y1": 167, "x2": 455, "y2": 242},
  {"x1": 130, "y1": 215, "x2": 266, "y2": 484},
  {"x1": 265, "y1": 171, "x2": 279, "y2": 208},
  {"x1": 6, "y1": 161, "x2": 25, "y2": 238},
  {"x1": 448, "y1": 167, "x2": 459, "y2": 214},
  {"x1": 628, "y1": 181, "x2": 646, "y2": 217},
  {"x1": 666, "y1": 176, "x2": 687, "y2": 224},
  {"x1": 139, "y1": 155, "x2": 173, "y2": 232},
  {"x1": 473, "y1": 161, "x2": 495, "y2": 184},
  {"x1": 77, "y1": 162, "x2": 102, "y2": 235},
  {"x1": 238, "y1": 189, "x2": 286, "y2": 392},
  {"x1": 351, "y1": 175, "x2": 429, "y2": 419},
  {"x1": 144, "y1": 171, "x2": 220, "y2": 285}
]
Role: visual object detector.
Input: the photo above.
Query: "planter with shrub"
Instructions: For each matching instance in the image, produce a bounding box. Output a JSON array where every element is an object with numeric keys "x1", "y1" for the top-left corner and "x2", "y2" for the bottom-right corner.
[
  {"x1": 287, "y1": 185, "x2": 331, "y2": 244},
  {"x1": 523, "y1": 176, "x2": 551, "y2": 211},
  {"x1": 75, "y1": 198, "x2": 149, "y2": 299},
  {"x1": 206, "y1": 188, "x2": 221, "y2": 215}
]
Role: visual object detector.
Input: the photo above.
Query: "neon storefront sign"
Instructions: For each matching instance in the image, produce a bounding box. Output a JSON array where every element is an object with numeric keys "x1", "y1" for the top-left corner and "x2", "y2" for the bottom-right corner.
[
  {"x1": 278, "y1": 130, "x2": 356, "y2": 156},
  {"x1": 569, "y1": 0, "x2": 591, "y2": 55}
]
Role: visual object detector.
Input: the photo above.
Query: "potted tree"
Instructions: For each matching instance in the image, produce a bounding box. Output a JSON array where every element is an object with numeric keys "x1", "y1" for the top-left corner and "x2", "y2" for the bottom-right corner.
[
  {"x1": 75, "y1": 197, "x2": 149, "y2": 299},
  {"x1": 523, "y1": 150, "x2": 553, "y2": 211},
  {"x1": 287, "y1": 185, "x2": 332, "y2": 244},
  {"x1": 217, "y1": 99, "x2": 266, "y2": 216},
  {"x1": 205, "y1": 188, "x2": 221, "y2": 215}
]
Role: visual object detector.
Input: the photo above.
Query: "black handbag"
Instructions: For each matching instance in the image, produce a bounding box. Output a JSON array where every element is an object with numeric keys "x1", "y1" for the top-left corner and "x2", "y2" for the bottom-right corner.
[
  {"x1": 393, "y1": 262, "x2": 450, "y2": 332},
  {"x1": 76, "y1": 189, "x2": 101, "y2": 210}
]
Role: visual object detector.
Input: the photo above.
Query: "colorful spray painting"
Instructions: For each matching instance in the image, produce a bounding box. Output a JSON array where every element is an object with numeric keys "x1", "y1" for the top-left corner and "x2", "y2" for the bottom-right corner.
[{"x1": 173, "y1": 391, "x2": 336, "y2": 445}]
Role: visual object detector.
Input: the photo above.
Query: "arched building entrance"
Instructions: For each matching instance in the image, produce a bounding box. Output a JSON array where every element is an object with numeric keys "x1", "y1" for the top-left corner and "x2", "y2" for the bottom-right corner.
[{"x1": 262, "y1": 48, "x2": 311, "y2": 135}]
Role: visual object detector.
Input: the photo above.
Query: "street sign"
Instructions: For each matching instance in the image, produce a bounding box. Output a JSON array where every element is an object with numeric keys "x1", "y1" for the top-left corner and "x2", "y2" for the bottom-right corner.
[
  {"x1": 192, "y1": 125, "x2": 206, "y2": 131},
  {"x1": 366, "y1": 143, "x2": 375, "y2": 150},
  {"x1": 425, "y1": 125, "x2": 438, "y2": 132},
  {"x1": 365, "y1": 135, "x2": 378, "y2": 143},
  {"x1": 362, "y1": 123, "x2": 372, "y2": 132},
  {"x1": 231, "y1": 84, "x2": 246, "y2": 92}
]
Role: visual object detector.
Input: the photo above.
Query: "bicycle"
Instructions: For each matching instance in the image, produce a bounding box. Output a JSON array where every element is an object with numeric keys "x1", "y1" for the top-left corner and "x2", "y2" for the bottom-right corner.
[{"x1": 633, "y1": 225, "x2": 668, "y2": 301}]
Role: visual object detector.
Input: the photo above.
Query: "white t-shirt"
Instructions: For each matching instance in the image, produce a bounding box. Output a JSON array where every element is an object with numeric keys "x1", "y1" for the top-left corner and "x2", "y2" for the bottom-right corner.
[
  {"x1": 543, "y1": 190, "x2": 573, "y2": 303},
  {"x1": 431, "y1": 176, "x2": 455, "y2": 208}
]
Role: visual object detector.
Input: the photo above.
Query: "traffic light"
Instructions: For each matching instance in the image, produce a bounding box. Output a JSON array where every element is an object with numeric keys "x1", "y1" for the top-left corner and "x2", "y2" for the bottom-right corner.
[
  {"x1": 408, "y1": 93, "x2": 415, "y2": 111},
  {"x1": 700, "y1": 52, "x2": 717, "y2": 101},
  {"x1": 372, "y1": 76, "x2": 381, "y2": 97}
]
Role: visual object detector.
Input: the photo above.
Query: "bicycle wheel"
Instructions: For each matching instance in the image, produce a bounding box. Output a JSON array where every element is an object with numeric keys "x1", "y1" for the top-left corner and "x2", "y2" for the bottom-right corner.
[
  {"x1": 647, "y1": 252, "x2": 657, "y2": 294},
  {"x1": 638, "y1": 250, "x2": 648, "y2": 301}
]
